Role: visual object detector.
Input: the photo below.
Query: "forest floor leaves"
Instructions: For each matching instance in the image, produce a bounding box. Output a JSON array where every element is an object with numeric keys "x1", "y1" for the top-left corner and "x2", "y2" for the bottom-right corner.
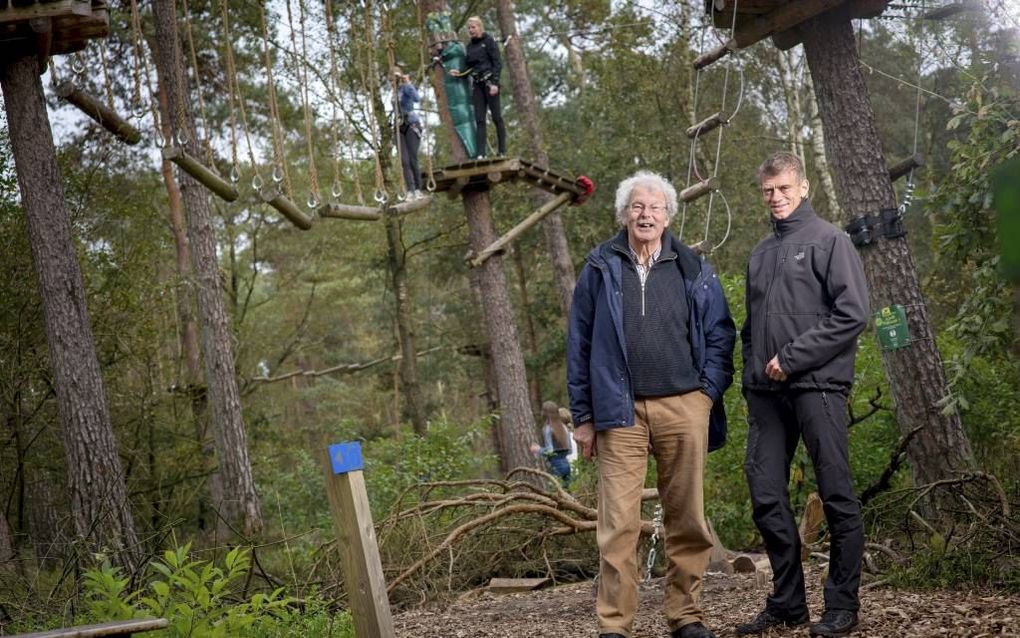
[{"x1": 393, "y1": 563, "x2": 1020, "y2": 637}]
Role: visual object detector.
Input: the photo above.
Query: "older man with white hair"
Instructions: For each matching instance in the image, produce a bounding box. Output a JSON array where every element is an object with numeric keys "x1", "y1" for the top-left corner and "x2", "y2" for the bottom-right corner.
[{"x1": 568, "y1": 170, "x2": 736, "y2": 638}]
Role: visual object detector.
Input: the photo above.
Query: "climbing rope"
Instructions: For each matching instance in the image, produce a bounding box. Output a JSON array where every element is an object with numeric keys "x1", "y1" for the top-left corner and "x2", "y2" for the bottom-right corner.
[
  {"x1": 181, "y1": 0, "x2": 216, "y2": 168},
  {"x1": 415, "y1": 0, "x2": 437, "y2": 192},
  {"x1": 259, "y1": 2, "x2": 293, "y2": 197},
  {"x1": 383, "y1": 8, "x2": 408, "y2": 201},
  {"x1": 221, "y1": 0, "x2": 261, "y2": 190},
  {"x1": 291, "y1": 0, "x2": 323, "y2": 208}
]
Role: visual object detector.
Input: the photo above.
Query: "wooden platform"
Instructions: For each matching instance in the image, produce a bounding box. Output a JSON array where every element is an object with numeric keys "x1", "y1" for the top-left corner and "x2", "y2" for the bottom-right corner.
[
  {"x1": 0, "y1": 0, "x2": 109, "y2": 57},
  {"x1": 704, "y1": 0, "x2": 892, "y2": 53},
  {"x1": 426, "y1": 157, "x2": 587, "y2": 200}
]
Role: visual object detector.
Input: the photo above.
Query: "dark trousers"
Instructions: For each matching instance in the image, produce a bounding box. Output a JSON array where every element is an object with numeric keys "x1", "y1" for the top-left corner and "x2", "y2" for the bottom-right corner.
[
  {"x1": 399, "y1": 122, "x2": 422, "y2": 191},
  {"x1": 545, "y1": 450, "x2": 571, "y2": 487},
  {"x1": 744, "y1": 390, "x2": 863, "y2": 614},
  {"x1": 471, "y1": 82, "x2": 506, "y2": 158}
]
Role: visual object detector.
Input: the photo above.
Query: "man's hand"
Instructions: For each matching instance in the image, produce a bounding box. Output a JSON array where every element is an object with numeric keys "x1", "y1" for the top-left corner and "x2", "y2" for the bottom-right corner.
[
  {"x1": 765, "y1": 355, "x2": 787, "y2": 382},
  {"x1": 489, "y1": 84, "x2": 499, "y2": 96},
  {"x1": 573, "y1": 421, "x2": 596, "y2": 460}
]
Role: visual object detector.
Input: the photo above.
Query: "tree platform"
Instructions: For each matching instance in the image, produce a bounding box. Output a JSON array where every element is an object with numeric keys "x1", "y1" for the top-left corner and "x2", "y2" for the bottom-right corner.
[
  {"x1": 0, "y1": 0, "x2": 109, "y2": 57},
  {"x1": 425, "y1": 157, "x2": 588, "y2": 200}
]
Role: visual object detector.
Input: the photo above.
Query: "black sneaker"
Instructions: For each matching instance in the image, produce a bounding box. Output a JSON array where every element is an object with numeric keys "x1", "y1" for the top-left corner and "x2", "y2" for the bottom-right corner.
[
  {"x1": 598, "y1": 634, "x2": 626, "y2": 638},
  {"x1": 809, "y1": 610, "x2": 858, "y2": 636},
  {"x1": 671, "y1": 621, "x2": 717, "y2": 638},
  {"x1": 736, "y1": 609, "x2": 810, "y2": 635}
]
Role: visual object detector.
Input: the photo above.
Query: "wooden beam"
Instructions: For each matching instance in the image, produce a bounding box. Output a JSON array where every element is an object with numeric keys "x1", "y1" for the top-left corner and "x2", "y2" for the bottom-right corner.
[
  {"x1": 686, "y1": 111, "x2": 724, "y2": 139},
  {"x1": 888, "y1": 154, "x2": 923, "y2": 182},
  {"x1": 468, "y1": 190, "x2": 573, "y2": 267},
  {"x1": 317, "y1": 203, "x2": 381, "y2": 221},
  {"x1": 162, "y1": 146, "x2": 239, "y2": 202},
  {"x1": 693, "y1": 40, "x2": 734, "y2": 70},
  {"x1": 487, "y1": 577, "x2": 551, "y2": 593},
  {"x1": 679, "y1": 177, "x2": 719, "y2": 203},
  {"x1": 731, "y1": 0, "x2": 843, "y2": 49},
  {"x1": 922, "y1": 1, "x2": 980, "y2": 20},
  {"x1": 56, "y1": 81, "x2": 141, "y2": 145},
  {"x1": 260, "y1": 189, "x2": 313, "y2": 230},
  {"x1": 848, "y1": 0, "x2": 891, "y2": 19},
  {"x1": 11, "y1": 617, "x2": 169, "y2": 637},
  {"x1": 392, "y1": 194, "x2": 433, "y2": 215},
  {"x1": 323, "y1": 444, "x2": 395, "y2": 638},
  {"x1": 771, "y1": 24, "x2": 803, "y2": 50},
  {"x1": 0, "y1": 0, "x2": 92, "y2": 23},
  {"x1": 448, "y1": 175, "x2": 471, "y2": 199}
]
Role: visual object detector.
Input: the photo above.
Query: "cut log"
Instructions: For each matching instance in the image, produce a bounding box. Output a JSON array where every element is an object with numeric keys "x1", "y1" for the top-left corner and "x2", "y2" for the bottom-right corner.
[
  {"x1": 487, "y1": 577, "x2": 551, "y2": 593},
  {"x1": 679, "y1": 177, "x2": 719, "y2": 203},
  {"x1": 260, "y1": 189, "x2": 313, "y2": 230},
  {"x1": 798, "y1": 492, "x2": 825, "y2": 560}
]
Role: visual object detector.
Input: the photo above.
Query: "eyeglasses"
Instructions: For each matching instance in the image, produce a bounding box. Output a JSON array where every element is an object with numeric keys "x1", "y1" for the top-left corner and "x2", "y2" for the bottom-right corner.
[{"x1": 628, "y1": 203, "x2": 668, "y2": 215}]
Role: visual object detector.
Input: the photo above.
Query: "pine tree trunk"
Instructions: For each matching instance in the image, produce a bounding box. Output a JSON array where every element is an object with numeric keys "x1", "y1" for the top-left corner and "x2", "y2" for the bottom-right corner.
[
  {"x1": 0, "y1": 55, "x2": 140, "y2": 570},
  {"x1": 151, "y1": 0, "x2": 262, "y2": 536},
  {"x1": 424, "y1": 0, "x2": 541, "y2": 474},
  {"x1": 0, "y1": 512, "x2": 14, "y2": 571},
  {"x1": 27, "y1": 470, "x2": 63, "y2": 569},
  {"x1": 777, "y1": 49, "x2": 805, "y2": 161},
  {"x1": 495, "y1": 0, "x2": 577, "y2": 317},
  {"x1": 801, "y1": 7, "x2": 974, "y2": 486},
  {"x1": 154, "y1": 84, "x2": 219, "y2": 532}
]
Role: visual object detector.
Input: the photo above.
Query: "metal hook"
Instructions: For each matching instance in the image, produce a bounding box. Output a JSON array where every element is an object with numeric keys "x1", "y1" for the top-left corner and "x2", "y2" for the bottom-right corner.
[
  {"x1": 373, "y1": 188, "x2": 388, "y2": 203},
  {"x1": 307, "y1": 192, "x2": 321, "y2": 209},
  {"x1": 331, "y1": 179, "x2": 344, "y2": 199},
  {"x1": 272, "y1": 166, "x2": 285, "y2": 183},
  {"x1": 72, "y1": 55, "x2": 86, "y2": 75},
  {"x1": 252, "y1": 174, "x2": 265, "y2": 191},
  {"x1": 229, "y1": 165, "x2": 241, "y2": 184}
]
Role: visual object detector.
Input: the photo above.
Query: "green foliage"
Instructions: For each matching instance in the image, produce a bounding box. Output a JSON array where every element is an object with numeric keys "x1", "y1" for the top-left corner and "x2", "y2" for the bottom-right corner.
[
  {"x1": 928, "y1": 80, "x2": 1020, "y2": 394},
  {"x1": 80, "y1": 545, "x2": 299, "y2": 637}
]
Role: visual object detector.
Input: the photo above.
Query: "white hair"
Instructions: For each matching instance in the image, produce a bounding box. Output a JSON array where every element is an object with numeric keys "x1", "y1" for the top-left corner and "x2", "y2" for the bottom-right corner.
[{"x1": 614, "y1": 170, "x2": 678, "y2": 226}]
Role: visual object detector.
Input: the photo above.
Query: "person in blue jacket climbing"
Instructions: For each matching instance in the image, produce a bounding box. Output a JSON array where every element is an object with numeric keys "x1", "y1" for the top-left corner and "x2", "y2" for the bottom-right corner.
[
  {"x1": 464, "y1": 16, "x2": 506, "y2": 158},
  {"x1": 393, "y1": 67, "x2": 423, "y2": 197},
  {"x1": 567, "y1": 170, "x2": 736, "y2": 638}
]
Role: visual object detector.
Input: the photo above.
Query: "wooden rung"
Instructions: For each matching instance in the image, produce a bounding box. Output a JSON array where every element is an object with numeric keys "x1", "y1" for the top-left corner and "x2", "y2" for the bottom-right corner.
[
  {"x1": 55, "y1": 81, "x2": 140, "y2": 145},
  {"x1": 679, "y1": 177, "x2": 719, "y2": 203},
  {"x1": 162, "y1": 147, "x2": 238, "y2": 202},
  {"x1": 317, "y1": 203, "x2": 381, "y2": 221},
  {"x1": 922, "y1": 1, "x2": 978, "y2": 20},
  {"x1": 468, "y1": 191, "x2": 573, "y2": 268},
  {"x1": 887, "y1": 154, "x2": 923, "y2": 182},
  {"x1": 392, "y1": 194, "x2": 433, "y2": 215},
  {"x1": 686, "y1": 112, "x2": 724, "y2": 139},
  {"x1": 260, "y1": 189, "x2": 313, "y2": 230},
  {"x1": 693, "y1": 41, "x2": 733, "y2": 70}
]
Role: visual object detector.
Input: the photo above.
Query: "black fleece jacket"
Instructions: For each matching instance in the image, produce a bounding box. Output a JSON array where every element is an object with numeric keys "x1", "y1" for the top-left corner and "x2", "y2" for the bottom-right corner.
[
  {"x1": 465, "y1": 32, "x2": 501, "y2": 86},
  {"x1": 741, "y1": 200, "x2": 870, "y2": 392}
]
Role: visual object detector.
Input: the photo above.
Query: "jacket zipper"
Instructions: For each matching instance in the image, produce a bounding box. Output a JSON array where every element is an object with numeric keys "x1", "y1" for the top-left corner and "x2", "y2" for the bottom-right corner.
[{"x1": 762, "y1": 244, "x2": 786, "y2": 365}]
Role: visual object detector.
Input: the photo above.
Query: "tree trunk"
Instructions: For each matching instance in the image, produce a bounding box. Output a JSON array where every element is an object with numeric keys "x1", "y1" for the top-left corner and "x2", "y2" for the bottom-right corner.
[
  {"x1": 27, "y1": 470, "x2": 63, "y2": 570},
  {"x1": 384, "y1": 212, "x2": 429, "y2": 435},
  {"x1": 511, "y1": 245, "x2": 542, "y2": 416},
  {"x1": 0, "y1": 55, "x2": 140, "y2": 570},
  {"x1": 155, "y1": 82, "x2": 219, "y2": 532},
  {"x1": 425, "y1": 0, "x2": 541, "y2": 474},
  {"x1": 0, "y1": 512, "x2": 14, "y2": 571},
  {"x1": 151, "y1": 0, "x2": 262, "y2": 536},
  {"x1": 369, "y1": 6, "x2": 429, "y2": 436},
  {"x1": 805, "y1": 83, "x2": 842, "y2": 219},
  {"x1": 495, "y1": 0, "x2": 577, "y2": 318},
  {"x1": 777, "y1": 49, "x2": 805, "y2": 161},
  {"x1": 801, "y1": 7, "x2": 974, "y2": 487}
]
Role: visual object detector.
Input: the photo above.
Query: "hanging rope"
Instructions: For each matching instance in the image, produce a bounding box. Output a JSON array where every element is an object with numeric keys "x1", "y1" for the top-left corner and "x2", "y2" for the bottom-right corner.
[
  {"x1": 221, "y1": 0, "x2": 261, "y2": 190},
  {"x1": 361, "y1": 0, "x2": 388, "y2": 204},
  {"x1": 98, "y1": 41, "x2": 116, "y2": 109},
  {"x1": 292, "y1": 0, "x2": 323, "y2": 208},
  {"x1": 901, "y1": 1, "x2": 925, "y2": 214},
  {"x1": 384, "y1": 8, "x2": 408, "y2": 201},
  {"x1": 415, "y1": 0, "x2": 437, "y2": 192},
  {"x1": 128, "y1": 0, "x2": 164, "y2": 146},
  {"x1": 259, "y1": 1, "x2": 293, "y2": 198},
  {"x1": 679, "y1": 2, "x2": 741, "y2": 251},
  {"x1": 182, "y1": 0, "x2": 216, "y2": 168}
]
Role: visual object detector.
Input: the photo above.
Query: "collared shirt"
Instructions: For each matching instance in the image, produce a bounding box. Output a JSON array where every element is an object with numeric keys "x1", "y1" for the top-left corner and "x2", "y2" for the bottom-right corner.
[{"x1": 629, "y1": 245, "x2": 661, "y2": 286}]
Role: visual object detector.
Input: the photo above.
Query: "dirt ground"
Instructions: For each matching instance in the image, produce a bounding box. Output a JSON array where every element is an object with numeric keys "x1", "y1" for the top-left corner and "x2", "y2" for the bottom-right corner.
[{"x1": 393, "y1": 563, "x2": 1020, "y2": 637}]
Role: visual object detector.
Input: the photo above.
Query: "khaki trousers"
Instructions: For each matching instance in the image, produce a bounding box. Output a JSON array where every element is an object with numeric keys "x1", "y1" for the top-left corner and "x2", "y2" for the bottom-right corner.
[{"x1": 596, "y1": 391, "x2": 714, "y2": 637}]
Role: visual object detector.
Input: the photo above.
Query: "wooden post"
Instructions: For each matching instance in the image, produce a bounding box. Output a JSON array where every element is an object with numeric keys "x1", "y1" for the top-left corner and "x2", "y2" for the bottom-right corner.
[
  {"x1": 468, "y1": 190, "x2": 573, "y2": 267},
  {"x1": 162, "y1": 147, "x2": 239, "y2": 202},
  {"x1": 323, "y1": 442, "x2": 395, "y2": 638}
]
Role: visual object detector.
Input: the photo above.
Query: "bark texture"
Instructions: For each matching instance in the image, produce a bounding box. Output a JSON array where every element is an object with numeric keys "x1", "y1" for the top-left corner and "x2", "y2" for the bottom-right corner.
[
  {"x1": 1, "y1": 55, "x2": 140, "y2": 570},
  {"x1": 151, "y1": 0, "x2": 262, "y2": 535},
  {"x1": 801, "y1": 7, "x2": 974, "y2": 486},
  {"x1": 495, "y1": 0, "x2": 577, "y2": 317}
]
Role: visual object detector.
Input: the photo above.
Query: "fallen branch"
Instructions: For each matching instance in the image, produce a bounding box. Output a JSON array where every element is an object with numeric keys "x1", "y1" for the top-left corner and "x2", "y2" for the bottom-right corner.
[
  {"x1": 251, "y1": 346, "x2": 443, "y2": 384},
  {"x1": 860, "y1": 425, "x2": 924, "y2": 507}
]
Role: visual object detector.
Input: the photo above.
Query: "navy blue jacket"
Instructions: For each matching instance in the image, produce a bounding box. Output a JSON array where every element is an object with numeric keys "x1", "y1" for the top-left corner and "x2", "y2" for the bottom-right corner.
[{"x1": 567, "y1": 230, "x2": 736, "y2": 451}]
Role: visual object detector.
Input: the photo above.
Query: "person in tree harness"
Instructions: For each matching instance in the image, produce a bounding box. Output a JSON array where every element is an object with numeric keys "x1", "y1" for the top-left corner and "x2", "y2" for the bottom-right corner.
[
  {"x1": 393, "y1": 66, "x2": 424, "y2": 197},
  {"x1": 464, "y1": 16, "x2": 506, "y2": 158}
]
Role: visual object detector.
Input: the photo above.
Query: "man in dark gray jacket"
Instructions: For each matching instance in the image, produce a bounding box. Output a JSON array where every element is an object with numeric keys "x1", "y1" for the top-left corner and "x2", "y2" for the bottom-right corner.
[{"x1": 737, "y1": 152, "x2": 869, "y2": 638}]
